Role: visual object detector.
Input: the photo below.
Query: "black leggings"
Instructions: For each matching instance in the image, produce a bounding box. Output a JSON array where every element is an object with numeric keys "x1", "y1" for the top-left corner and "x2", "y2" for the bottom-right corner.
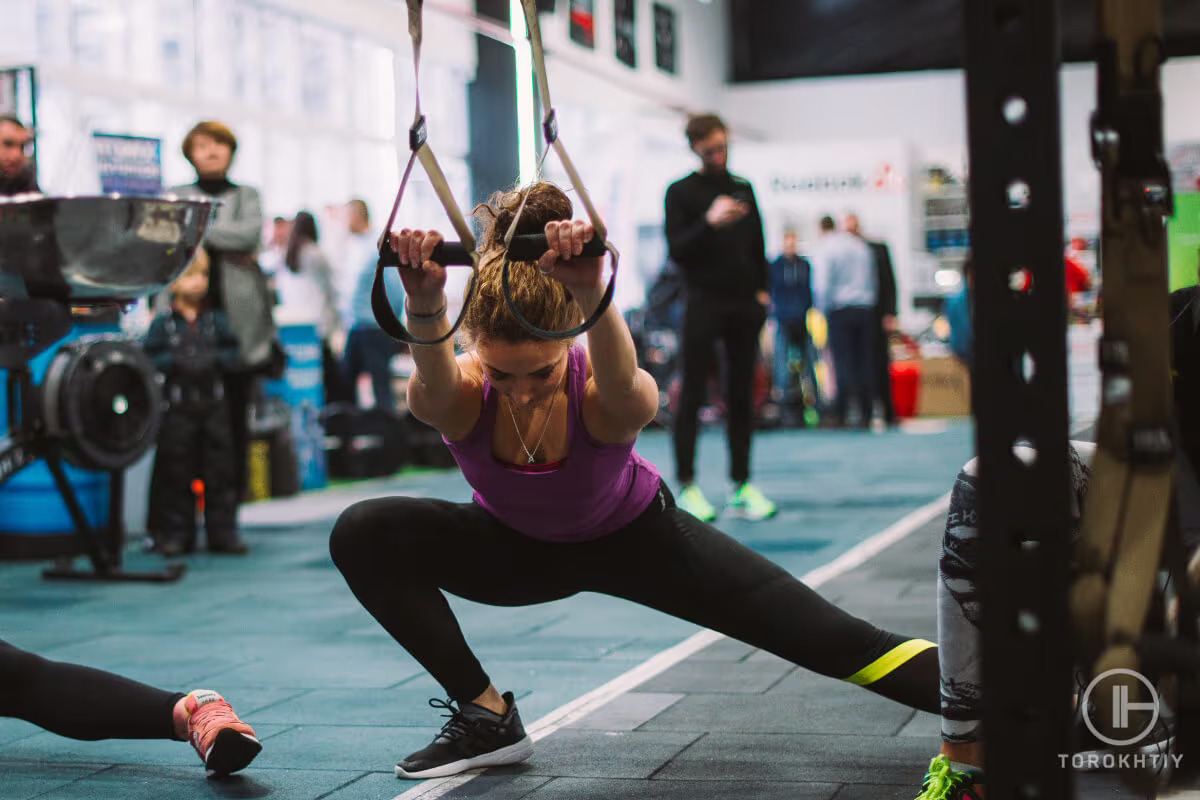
[
  {"x1": 0, "y1": 639, "x2": 182, "y2": 741},
  {"x1": 674, "y1": 291, "x2": 766, "y2": 485},
  {"x1": 330, "y1": 482, "x2": 938, "y2": 713},
  {"x1": 828, "y1": 307, "x2": 879, "y2": 427}
]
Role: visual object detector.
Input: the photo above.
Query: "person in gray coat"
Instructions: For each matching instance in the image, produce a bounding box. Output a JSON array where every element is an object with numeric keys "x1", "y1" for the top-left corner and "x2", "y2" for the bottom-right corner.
[{"x1": 170, "y1": 120, "x2": 275, "y2": 501}]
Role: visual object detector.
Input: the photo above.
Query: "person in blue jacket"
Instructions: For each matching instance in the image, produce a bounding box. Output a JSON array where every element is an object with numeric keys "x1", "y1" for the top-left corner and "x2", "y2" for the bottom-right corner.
[
  {"x1": 944, "y1": 257, "x2": 973, "y2": 369},
  {"x1": 768, "y1": 229, "x2": 820, "y2": 425}
]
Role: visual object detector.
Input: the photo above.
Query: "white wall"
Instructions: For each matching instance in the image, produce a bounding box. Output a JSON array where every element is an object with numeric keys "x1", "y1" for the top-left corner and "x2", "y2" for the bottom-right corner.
[
  {"x1": 537, "y1": 0, "x2": 728, "y2": 116},
  {"x1": 721, "y1": 57, "x2": 1200, "y2": 237},
  {"x1": 523, "y1": 0, "x2": 730, "y2": 308},
  {"x1": 735, "y1": 140, "x2": 917, "y2": 317}
]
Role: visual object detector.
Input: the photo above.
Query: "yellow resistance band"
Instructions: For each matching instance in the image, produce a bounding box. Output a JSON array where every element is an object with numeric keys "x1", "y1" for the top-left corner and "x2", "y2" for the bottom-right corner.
[{"x1": 843, "y1": 639, "x2": 937, "y2": 686}]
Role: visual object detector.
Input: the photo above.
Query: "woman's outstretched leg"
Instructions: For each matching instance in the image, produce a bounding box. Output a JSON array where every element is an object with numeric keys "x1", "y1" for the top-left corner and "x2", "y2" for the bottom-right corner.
[
  {"x1": 583, "y1": 487, "x2": 940, "y2": 713},
  {"x1": 0, "y1": 639, "x2": 260, "y2": 777}
]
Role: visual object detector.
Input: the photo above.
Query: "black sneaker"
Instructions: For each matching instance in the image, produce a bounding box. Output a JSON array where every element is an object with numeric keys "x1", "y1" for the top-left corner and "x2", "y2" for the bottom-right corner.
[{"x1": 395, "y1": 692, "x2": 533, "y2": 779}]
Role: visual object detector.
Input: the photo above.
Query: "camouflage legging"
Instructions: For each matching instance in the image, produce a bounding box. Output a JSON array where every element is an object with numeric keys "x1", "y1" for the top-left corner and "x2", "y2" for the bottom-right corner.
[{"x1": 937, "y1": 442, "x2": 1094, "y2": 744}]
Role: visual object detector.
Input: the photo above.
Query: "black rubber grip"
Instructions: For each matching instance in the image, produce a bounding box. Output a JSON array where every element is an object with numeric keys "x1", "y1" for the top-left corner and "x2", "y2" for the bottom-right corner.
[
  {"x1": 377, "y1": 241, "x2": 471, "y2": 267},
  {"x1": 506, "y1": 234, "x2": 608, "y2": 262},
  {"x1": 378, "y1": 234, "x2": 606, "y2": 267}
]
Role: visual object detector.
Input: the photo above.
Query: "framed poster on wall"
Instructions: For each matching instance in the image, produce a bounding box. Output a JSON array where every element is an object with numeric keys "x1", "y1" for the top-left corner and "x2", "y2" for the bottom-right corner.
[
  {"x1": 653, "y1": 4, "x2": 676, "y2": 74},
  {"x1": 569, "y1": 0, "x2": 595, "y2": 49},
  {"x1": 92, "y1": 133, "x2": 164, "y2": 196},
  {"x1": 615, "y1": 0, "x2": 636, "y2": 68}
]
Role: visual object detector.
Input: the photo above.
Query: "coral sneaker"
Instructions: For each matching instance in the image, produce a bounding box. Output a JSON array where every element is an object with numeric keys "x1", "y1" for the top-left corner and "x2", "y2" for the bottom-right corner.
[{"x1": 184, "y1": 690, "x2": 262, "y2": 778}]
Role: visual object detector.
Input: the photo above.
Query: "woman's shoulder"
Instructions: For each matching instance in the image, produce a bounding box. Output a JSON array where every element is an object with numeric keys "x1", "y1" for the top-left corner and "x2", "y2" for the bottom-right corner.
[
  {"x1": 571, "y1": 343, "x2": 592, "y2": 372},
  {"x1": 457, "y1": 351, "x2": 485, "y2": 386},
  {"x1": 418, "y1": 352, "x2": 485, "y2": 443}
]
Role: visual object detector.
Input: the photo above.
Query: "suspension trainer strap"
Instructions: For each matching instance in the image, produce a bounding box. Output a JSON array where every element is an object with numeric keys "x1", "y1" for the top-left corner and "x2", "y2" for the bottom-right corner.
[
  {"x1": 1069, "y1": 0, "x2": 1175, "y2": 741},
  {"x1": 372, "y1": 0, "x2": 478, "y2": 346},
  {"x1": 500, "y1": 0, "x2": 619, "y2": 340}
]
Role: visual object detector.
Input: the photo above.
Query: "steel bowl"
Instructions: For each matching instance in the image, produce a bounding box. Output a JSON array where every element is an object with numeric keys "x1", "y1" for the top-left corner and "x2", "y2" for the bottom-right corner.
[{"x1": 0, "y1": 194, "x2": 216, "y2": 304}]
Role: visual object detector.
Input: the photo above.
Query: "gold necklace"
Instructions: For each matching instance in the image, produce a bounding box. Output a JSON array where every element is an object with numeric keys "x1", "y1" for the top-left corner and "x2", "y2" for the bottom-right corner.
[{"x1": 506, "y1": 370, "x2": 565, "y2": 464}]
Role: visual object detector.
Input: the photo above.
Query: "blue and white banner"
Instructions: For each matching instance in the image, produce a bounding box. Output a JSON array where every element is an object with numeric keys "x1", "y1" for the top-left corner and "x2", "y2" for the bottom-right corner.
[{"x1": 93, "y1": 132, "x2": 163, "y2": 196}]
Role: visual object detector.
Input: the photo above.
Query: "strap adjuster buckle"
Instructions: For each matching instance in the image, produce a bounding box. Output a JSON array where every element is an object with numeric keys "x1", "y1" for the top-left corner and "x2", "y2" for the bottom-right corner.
[
  {"x1": 1098, "y1": 338, "x2": 1131, "y2": 373},
  {"x1": 1127, "y1": 425, "x2": 1174, "y2": 465},
  {"x1": 410, "y1": 116, "x2": 428, "y2": 151}
]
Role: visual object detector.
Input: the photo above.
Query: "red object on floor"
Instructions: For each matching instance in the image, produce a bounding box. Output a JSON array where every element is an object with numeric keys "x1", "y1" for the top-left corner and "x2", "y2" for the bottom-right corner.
[{"x1": 891, "y1": 361, "x2": 921, "y2": 419}]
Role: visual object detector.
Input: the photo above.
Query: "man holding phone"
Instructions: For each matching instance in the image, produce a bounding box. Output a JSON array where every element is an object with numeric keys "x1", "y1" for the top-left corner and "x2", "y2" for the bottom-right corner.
[{"x1": 664, "y1": 113, "x2": 776, "y2": 523}]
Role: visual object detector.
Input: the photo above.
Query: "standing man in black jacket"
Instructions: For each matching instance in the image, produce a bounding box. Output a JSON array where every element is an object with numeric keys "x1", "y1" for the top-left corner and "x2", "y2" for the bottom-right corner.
[
  {"x1": 664, "y1": 114, "x2": 777, "y2": 522},
  {"x1": 845, "y1": 213, "x2": 899, "y2": 428}
]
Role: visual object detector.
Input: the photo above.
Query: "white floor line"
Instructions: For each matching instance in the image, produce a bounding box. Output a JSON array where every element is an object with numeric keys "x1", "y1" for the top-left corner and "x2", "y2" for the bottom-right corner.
[{"x1": 393, "y1": 491, "x2": 953, "y2": 800}]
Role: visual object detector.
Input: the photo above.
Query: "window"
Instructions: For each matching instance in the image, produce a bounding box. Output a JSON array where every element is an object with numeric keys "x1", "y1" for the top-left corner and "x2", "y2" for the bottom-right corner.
[
  {"x1": 353, "y1": 139, "x2": 400, "y2": 233},
  {"x1": 260, "y1": 9, "x2": 301, "y2": 114},
  {"x1": 71, "y1": 0, "x2": 130, "y2": 77},
  {"x1": 352, "y1": 39, "x2": 397, "y2": 139},
  {"x1": 264, "y1": 133, "x2": 305, "y2": 216},
  {"x1": 0, "y1": 2, "x2": 38, "y2": 62},
  {"x1": 230, "y1": 4, "x2": 262, "y2": 105},
  {"x1": 307, "y1": 135, "x2": 351, "y2": 210},
  {"x1": 156, "y1": 0, "x2": 197, "y2": 90},
  {"x1": 300, "y1": 22, "x2": 334, "y2": 117},
  {"x1": 36, "y1": 0, "x2": 71, "y2": 64},
  {"x1": 190, "y1": 1, "x2": 263, "y2": 103}
]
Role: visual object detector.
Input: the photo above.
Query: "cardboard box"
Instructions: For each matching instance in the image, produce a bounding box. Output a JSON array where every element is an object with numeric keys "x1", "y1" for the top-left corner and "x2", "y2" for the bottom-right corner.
[{"x1": 916, "y1": 357, "x2": 971, "y2": 417}]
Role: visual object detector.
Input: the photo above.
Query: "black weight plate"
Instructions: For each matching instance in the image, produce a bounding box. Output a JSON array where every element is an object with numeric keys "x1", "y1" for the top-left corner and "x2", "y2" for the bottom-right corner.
[{"x1": 43, "y1": 336, "x2": 163, "y2": 472}]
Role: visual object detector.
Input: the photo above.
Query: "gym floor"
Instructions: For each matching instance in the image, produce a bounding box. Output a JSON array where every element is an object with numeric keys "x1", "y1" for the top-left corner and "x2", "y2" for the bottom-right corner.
[{"x1": 0, "y1": 325, "x2": 1141, "y2": 800}]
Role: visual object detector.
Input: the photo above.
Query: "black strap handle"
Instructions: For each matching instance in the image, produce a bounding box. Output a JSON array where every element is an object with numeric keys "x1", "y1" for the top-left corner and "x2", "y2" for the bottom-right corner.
[
  {"x1": 377, "y1": 234, "x2": 607, "y2": 267},
  {"x1": 370, "y1": 259, "x2": 476, "y2": 346},
  {"x1": 371, "y1": 234, "x2": 611, "y2": 345}
]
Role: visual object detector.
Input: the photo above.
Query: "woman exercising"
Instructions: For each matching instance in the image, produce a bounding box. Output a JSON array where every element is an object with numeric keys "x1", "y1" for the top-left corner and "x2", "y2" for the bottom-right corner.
[{"x1": 329, "y1": 182, "x2": 939, "y2": 780}]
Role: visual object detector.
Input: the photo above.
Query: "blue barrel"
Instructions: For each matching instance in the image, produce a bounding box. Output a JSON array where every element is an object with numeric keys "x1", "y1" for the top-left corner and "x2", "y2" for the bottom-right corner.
[
  {"x1": 263, "y1": 322, "x2": 328, "y2": 492},
  {"x1": 0, "y1": 322, "x2": 118, "y2": 559}
]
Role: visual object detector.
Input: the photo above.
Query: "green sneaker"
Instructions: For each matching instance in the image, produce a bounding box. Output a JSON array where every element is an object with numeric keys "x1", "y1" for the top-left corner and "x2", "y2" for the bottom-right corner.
[
  {"x1": 914, "y1": 755, "x2": 984, "y2": 800},
  {"x1": 727, "y1": 483, "x2": 778, "y2": 521},
  {"x1": 678, "y1": 484, "x2": 717, "y2": 522}
]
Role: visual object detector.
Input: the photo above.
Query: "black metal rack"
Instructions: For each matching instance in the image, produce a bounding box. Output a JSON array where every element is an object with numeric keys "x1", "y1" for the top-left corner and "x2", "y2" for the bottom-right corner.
[{"x1": 964, "y1": 2, "x2": 1075, "y2": 798}]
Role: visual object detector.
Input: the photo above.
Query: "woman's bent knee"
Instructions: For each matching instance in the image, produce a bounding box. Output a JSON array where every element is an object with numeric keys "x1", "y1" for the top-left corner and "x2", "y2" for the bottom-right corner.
[
  {"x1": 329, "y1": 496, "x2": 439, "y2": 570},
  {"x1": 329, "y1": 499, "x2": 389, "y2": 568}
]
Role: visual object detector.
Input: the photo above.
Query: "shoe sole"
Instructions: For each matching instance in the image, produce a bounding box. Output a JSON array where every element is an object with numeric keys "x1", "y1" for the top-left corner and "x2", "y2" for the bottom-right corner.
[
  {"x1": 1073, "y1": 735, "x2": 1175, "y2": 773},
  {"x1": 725, "y1": 506, "x2": 778, "y2": 521},
  {"x1": 394, "y1": 735, "x2": 534, "y2": 779},
  {"x1": 204, "y1": 730, "x2": 263, "y2": 779}
]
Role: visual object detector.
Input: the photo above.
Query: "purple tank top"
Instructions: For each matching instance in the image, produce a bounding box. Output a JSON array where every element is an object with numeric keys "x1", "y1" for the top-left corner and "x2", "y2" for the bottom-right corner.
[{"x1": 443, "y1": 345, "x2": 662, "y2": 542}]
